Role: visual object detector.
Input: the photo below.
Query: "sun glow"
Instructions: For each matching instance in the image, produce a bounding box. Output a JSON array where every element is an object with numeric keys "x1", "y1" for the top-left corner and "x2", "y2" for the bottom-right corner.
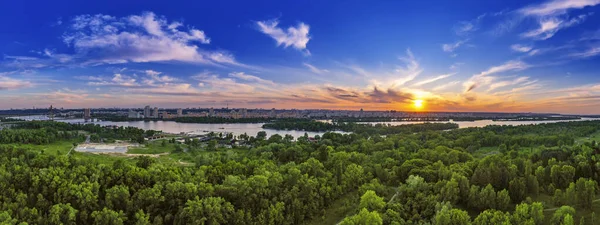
[{"x1": 413, "y1": 99, "x2": 424, "y2": 109}]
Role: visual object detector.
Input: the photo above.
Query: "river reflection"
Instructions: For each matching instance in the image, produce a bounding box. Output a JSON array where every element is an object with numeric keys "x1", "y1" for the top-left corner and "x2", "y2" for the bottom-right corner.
[{"x1": 11, "y1": 115, "x2": 600, "y2": 138}]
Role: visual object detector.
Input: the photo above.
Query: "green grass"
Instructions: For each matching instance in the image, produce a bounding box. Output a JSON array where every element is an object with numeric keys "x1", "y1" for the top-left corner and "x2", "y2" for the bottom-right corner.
[
  {"x1": 304, "y1": 191, "x2": 359, "y2": 225},
  {"x1": 473, "y1": 146, "x2": 499, "y2": 158},
  {"x1": 541, "y1": 201, "x2": 600, "y2": 225},
  {"x1": 3, "y1": 138, "x2": 247, "y2": 167},
  {"x1": 531, "y1": 193, "x2": 600, "y2": 225},
  {"x1": 576, "y1": 130, "x2": 600, "y2": 145},
  {"x1": 1, "y1": 140, "x2": 130, "y2": 164},
  {"x1": 127, "y1": 140, "x2": 176, "y2": 154}
]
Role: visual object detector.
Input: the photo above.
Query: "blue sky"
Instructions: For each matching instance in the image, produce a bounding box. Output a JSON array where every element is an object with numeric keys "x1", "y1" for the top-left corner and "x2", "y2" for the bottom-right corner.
[{"x1": 1, "y1": 0, "x2": 600, "y2": 114}]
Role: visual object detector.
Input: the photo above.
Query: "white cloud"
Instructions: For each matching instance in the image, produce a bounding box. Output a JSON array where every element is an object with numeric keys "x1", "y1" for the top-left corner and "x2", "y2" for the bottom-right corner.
[
  {"x1": 475, "y1": 60, "x2": 529, "y2": 77},
  {"x1": 74, "y1": 75, "x2": 103, "y2": 81},
  {"x1": 145, "y1": 70, "x2": 161, "y2": 76},
  {"x1": 3, "y1": 55, "x2": 39, "y2": 61},
  {"x1": 88, "y1": 74, "x2": 139, "y2": 87},
  {"x1": 412, "y1": 73, "x2": 455, "y2": 87},
  {"x1": 192, "y1": 72, "x2": 255, "y2": 92},
  {"x1": 511, "y1": 44, "x2": 533, "y2": 52},
  {"x1": 518, "y1": 0, "x2": 598, "y2": 40},
  {"x1": 303, "y1": 63, "x2": 329, "y2": 74},
  {"x1": 442, "y1": 39, "x2": 468, "y2": 52},
  {"x1": 465, "y1": 60, "x2": 530, "y2": 92},
  {"x1": 257, "y1": 19, "x2": 311, "y2": 54},
  {"x1": 487, "y1": 76, "x2": 532, "y2": 92},
  {"x1": 144, "y1": 70, "x2": 176, "y2": 83},
  {"x1": 229, "y1": 72, "x2": 276, "y2": 85},
  {"x1": 569, "y1": 46, "x2": 600, "y2": 58},
  {"x1": 432, "y1": 81, "x2": 460, "y2": 91},
  {"x1": 454, "y1": 13, "x2": 491, "y2": 36},
  {"x1": 449, "y1": 62, "x2": 464, "y2": 70},
  {"x1": 387, "y1": 49, "x2": 423, "y2": 88},
  {"x1": 60, "y1": 12, "x2": 237, "y2": 66},
  {"x1": 0, "y1": 76, "x2": 32, "y2": 90},
  {"x1": 519, "y1": 0, "x2": 600, "y2": 16},
  {"x1": 521, "y1": 14, "x2": 589, "y2": 40},
  {"x1": 455, "y1": 22, "x2": 475, "y2": 35}
]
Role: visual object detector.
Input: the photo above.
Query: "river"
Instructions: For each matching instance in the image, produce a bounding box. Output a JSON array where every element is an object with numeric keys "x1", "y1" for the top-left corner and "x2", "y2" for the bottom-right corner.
[{"x1": 10, "y1": 115, "x2": 600, "y2": 138}]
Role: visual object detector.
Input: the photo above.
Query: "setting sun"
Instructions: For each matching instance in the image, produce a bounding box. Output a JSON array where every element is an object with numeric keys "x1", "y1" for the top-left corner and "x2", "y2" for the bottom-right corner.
[{"x1": 413, "y1": 99, "x2": 424, "y2": 109}]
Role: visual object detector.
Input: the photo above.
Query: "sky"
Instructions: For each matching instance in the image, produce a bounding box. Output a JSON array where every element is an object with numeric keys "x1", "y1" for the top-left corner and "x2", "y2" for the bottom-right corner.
[{"x1": 1, "y1": 0, "x2": 600, "y2": 114}]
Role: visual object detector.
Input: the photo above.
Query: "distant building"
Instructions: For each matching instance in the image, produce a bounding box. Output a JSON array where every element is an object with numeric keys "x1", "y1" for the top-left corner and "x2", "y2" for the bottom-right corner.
[
  {"x1": 84, "y1": 108, "x2": 91, "y2": 121},
  {"x1": 49, "y1": 105, "x2": 54, "y2": 121},
  {"x1": 209, "y1": 107, "x2": 214, "y2": 117},
  {"x1": 144, "y1": 106, "x2": 151, "y2": 118},
  {"x1": 128, "y1": 109, "x2": 141, "y2": 118},
  {"x1": 177, "y1": 108, "x2": 183, "y2": 116},
  {"x1": 161, "y1": 111, "x2": 170, "y2": 119},
  {"x1": 153, "y1": 107, "x2": 159, "y2": 118},
  {"x1": 241, "y1": 108, "x2": 248, "y2": 118}
]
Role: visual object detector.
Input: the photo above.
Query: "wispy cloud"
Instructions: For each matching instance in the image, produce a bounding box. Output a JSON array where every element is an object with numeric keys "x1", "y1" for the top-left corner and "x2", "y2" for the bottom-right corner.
[
  {"x1": 228, "y1": 72, "x2": 276, "y2": 85},
  {"x1": 519, "y1": 0, "x2": 600, "y2": 16},
  {"x1": 521, "y1": 14, "x2": 590, "y2": 40},
  {"x1": 88, "y1": 74, "x2": 140, "y2": 87},
  {"x1": 465, "y1": 60, "x2": 530, "y2": 92},
  {"x1": 0, "y1": 76, "x2": 32, "y2": 90},
  {"x1": 325, "y1": 86, "x2": 414, "y2": 104},
  {"x1": 442, "y1": 39, "x2": 468, "y2": 52},
  {"x1": 454, "y1": 13, "x2": 492, "y2": 36},
  {"x1": 449, "y1": 62, "x2": 464, "y2": 70},
  {"x1": 192, "y1": 72, "x2": 255, "y2": 92},
  {"x1": 3, "y1": 55, "x2": 39, "y2": 61},
  {"x1": 432, "y1": 81, "x2": 460, "y2": 91},
  {"x1": 518, "y1": 0, "x2": 598, "y2": 40},
  {"x1": 475, "y1": 60, "x2": 529, "y2": 77},
  {"x1": 257, "y1": 19, "x2": 311, "y2": 55},
  {"x1": 569, "y1": 46, "x2": 600, "y2": 58},
  {"x1": 381, "y1": 49, "x2": 423, "y2": 89},
  {"x1": 0, "y1": 70, "x2": 35, "y2": 90},
  {"x1": 412, "y1": 73, "x2": 455, "y2": 87},
  {"x1": 143, "y1": 70, "x2": 177, "y2": 85},
  {"x1": 487, "y1": 76, "x2": 532, "y2": 92},
  {"x1": 303, "y1": 63, "x2": 329, "y2": 74},
  {"x1": 511, "y1": 44, "x2": 533, "y2": 52}
]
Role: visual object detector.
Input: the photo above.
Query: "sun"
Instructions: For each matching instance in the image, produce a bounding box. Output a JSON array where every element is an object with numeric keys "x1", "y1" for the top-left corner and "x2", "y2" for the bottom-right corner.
[{"x1": 413, "y1": 99, "x2": 424, "y2": 109}]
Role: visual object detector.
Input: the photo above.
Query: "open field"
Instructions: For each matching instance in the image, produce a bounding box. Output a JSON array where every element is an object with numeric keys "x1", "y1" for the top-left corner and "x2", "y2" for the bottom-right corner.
[
  {"x1": 576, "y1": 131, "x2": 600, "y2": 144},
  {"x1": 127, "y1": 140, "x2": 176, "y2": 154},
  {"x1": 1, "y1": 140, "x2": 198, "y2": 166}
]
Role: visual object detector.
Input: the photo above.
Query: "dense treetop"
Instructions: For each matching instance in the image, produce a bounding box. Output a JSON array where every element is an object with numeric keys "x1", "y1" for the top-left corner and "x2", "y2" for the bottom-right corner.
[{"x1": 0, "y1": 120, "x2": 599, "y2": 224}]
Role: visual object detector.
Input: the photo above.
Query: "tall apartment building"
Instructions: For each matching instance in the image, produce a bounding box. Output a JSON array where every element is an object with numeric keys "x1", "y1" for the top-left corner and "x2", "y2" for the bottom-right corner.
[
  {"x1": 144, "y1": 105, "x2": 151, "y2": 118},
  {"x1": 84, "y1": 108, "x2": 91, "y2": 121}
]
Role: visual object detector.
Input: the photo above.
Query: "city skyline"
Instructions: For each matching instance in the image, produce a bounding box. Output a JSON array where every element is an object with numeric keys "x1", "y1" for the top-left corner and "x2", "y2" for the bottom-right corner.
[{"x1": 1, "y1": 0, "x2": 600, "y2": 113}]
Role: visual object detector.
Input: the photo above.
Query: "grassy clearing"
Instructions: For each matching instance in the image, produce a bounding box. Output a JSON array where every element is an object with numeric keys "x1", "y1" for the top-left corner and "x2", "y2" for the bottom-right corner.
[
  {"x1": 1, "y1": 141, "x2": 130, "y2": 164},
  {"x1": 530, "y1": 193, "x2": 600, "y2": 225},
  {"x1": 576, "y1": 130, "x2": 600, "y2": 145},
  {"x1": 304, "y1": 191, "x2": 359, "y2": 225},
  {"x1": 541, "y1": 201, "x2": 600, "y2": 225},
  {"x1": 128, "y1": 140, "x2": 176, "y2": 154},
  {"x1": 473, "y1": 146, "x2": 499, "y2": 158}
]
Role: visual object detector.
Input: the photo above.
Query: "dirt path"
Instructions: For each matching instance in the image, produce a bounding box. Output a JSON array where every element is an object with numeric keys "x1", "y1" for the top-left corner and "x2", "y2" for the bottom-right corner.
[
  {"x1": 178, "y1": 159, "x2": 194, "y2": 165},
  {"x1": 92, "y1": 152, "x2": 170, "y2": 158}
]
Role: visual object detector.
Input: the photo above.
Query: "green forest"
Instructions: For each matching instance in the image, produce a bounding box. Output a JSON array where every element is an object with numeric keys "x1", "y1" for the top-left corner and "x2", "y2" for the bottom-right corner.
[
  {"x1": 262, "y1": 120, "x2": 458, "y2": 134},
  {"x1": 0, "y1": 120, "x2": 600, "y2": 225}
]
